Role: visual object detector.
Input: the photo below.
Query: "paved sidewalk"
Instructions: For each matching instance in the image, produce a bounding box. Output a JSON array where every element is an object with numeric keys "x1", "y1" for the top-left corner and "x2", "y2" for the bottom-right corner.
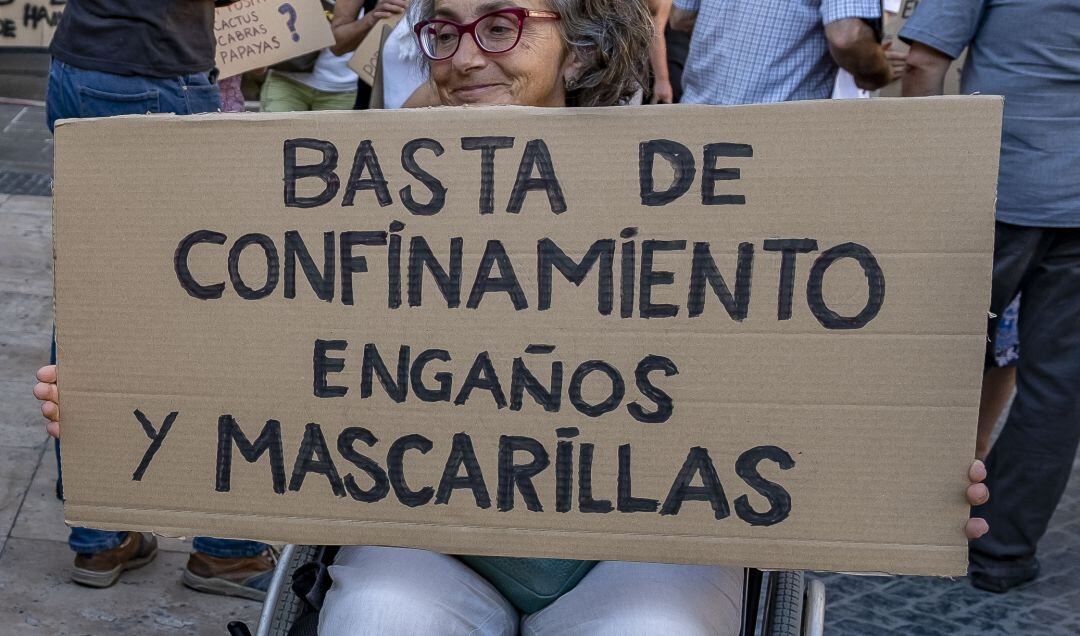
[
  {"x1": 0, "y1": 103, "x2": 52, "y2": 197},
  {"x1": 818, "y1": 450, "x2": 1080, "y2": 635},
  {"x1": 0, "y1": 194, "x2": 260, "y2": 635}
]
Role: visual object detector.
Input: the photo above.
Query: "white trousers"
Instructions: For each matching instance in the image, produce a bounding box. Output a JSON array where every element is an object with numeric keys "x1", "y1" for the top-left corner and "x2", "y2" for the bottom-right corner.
[{"x1": 319, "y1": 546, "x2": 743, "y2": 635}]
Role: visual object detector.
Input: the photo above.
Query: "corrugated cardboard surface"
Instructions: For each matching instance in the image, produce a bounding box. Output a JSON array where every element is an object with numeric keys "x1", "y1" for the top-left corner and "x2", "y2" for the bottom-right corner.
[
  {"x1": 53, "y1": 98, "x2": 1001, "y2": 576},
  {"x1": 215, "y1": 0, "x2": 335, "y2": 78},
  {"x1": 348, "y1": 13, "x2": 404, "y2": 86}
]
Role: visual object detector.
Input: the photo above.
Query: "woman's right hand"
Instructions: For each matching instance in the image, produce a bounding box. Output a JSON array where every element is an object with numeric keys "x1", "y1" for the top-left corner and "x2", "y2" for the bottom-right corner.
[{"x1": 33, "y1": 365, "x2": 60, "y2": 439}]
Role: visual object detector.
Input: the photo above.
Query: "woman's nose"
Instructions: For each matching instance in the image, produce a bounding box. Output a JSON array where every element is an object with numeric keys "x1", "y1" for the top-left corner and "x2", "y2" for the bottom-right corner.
[{"x1": 451, "y1": 33, "x2": 488, "y2": 71}]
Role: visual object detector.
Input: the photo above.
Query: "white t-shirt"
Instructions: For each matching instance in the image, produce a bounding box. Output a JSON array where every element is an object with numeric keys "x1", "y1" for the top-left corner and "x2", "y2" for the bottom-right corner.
[
  {"x1": 831, "y1": 70, "x2": 871, "y2": 99},
  {"x1": 279, "y1": 48, "x2": 359, "y2": 94},
  {"x1": 380, "y1": 18, "x2": 428, "y2": 109}
]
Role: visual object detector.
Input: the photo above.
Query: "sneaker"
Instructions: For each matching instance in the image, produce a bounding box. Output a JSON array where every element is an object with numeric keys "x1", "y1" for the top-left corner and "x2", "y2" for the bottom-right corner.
[
  {"x1": 182, "y1": 549, "x2": 277, "y2": 601},
  {"x1": 970, "y1": 559, "x2": 1040, "y2": 593},
  {"x1": 71, "y1": 532, "x2": 158, "y2": 588}
]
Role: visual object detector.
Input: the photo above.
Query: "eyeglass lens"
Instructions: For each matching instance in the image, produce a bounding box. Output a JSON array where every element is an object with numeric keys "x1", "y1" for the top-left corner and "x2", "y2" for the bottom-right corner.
[{"x1": 420, "y1": 13, "x2": 522, "y2": 59}]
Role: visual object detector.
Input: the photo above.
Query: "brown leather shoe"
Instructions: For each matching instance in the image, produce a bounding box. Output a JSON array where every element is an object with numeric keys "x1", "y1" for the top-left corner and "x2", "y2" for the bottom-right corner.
[
  {"x1": 182, "y1": 549, "x2": 276, "y2": 601},
  {"x1": 71, "y1": 531, "x2": 158, "y2": 588}
]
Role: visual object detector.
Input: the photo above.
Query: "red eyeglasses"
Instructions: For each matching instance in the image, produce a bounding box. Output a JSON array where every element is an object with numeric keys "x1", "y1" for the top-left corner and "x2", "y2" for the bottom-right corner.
[{"x1": 413, "y1": 8, "x2": 561, "y2": 61}]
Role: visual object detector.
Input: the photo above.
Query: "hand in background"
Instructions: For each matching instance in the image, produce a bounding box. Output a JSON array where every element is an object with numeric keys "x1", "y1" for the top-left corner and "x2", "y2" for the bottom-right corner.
[
  {"x1": 651, "y1": 78, "x2": 674, "y2": 104},
  {"x1": 367, "y1": 0, "x2": 408, "y2": 23},
  {"x1": 883, "y1": 40, "x2": 908, "y2": 83}
]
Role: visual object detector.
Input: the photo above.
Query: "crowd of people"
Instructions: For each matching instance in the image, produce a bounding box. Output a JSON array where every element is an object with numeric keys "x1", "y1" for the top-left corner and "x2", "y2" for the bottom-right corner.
[{"x1": 29, "y1": 0, "x2": 1078, "y2": 633}]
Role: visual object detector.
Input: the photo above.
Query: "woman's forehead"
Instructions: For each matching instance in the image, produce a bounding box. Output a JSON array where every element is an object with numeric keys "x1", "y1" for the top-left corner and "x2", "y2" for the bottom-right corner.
[{"x1": 433, "y1": 0, "x2": 551, "y2": 20}]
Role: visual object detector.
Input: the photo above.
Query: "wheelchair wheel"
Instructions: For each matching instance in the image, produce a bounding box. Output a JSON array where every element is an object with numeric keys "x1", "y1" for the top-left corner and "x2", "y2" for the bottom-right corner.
[{"x1": 763, "y1": 571, "x2": 805, "y2": 636}]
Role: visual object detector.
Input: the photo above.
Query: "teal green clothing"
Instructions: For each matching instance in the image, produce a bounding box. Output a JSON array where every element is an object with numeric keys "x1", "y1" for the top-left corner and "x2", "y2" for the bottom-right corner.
[{"x1": 458, "y1": 556, "x2": 596, "y2": 613}]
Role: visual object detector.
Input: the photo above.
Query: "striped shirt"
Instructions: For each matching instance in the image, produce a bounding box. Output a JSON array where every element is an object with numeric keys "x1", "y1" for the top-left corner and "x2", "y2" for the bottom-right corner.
[{"x1": 674, "y1": 0, "x2": 882, "y2": 104}]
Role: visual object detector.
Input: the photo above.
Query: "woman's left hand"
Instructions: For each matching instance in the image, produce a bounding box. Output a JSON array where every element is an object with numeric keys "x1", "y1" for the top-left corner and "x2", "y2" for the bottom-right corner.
[{"x1": 965, "y1": 460, "x2": 990, "y2": 539}]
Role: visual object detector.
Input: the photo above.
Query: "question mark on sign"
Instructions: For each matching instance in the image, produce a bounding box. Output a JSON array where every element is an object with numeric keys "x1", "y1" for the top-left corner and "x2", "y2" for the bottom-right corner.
[{"x1": 278, "y1": 3, "x2": 300, "y2": 42}]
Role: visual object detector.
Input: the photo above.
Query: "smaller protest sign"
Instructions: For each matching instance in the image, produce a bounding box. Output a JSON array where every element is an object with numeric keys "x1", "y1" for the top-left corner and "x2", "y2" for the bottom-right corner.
[
  {"x1": 0, "y1": 0, "x2": 63, "y2": 48},
  {"x1": 367, "y1": 24, "x2": 394, "y2": 108},
  {"x1": 348, "y1": 12, "x2": 405, "y2": 86},
  {"x1": 215, "y1": 0, "x2": 335, "y2": 78}
]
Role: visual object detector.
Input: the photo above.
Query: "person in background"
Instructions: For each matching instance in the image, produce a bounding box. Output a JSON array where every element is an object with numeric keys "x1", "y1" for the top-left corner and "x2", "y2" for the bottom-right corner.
[
  {"x1": 46, "y1": 0, "x2": 274, "y2": 599},
  {"x1": 218, "y1": 74, "x2": 247, "y2": 113},
  {"x1": 901, "y1": 0, "x2": 1080, "y2": 594},
  {"x1": 331, "y1": 0, "x2": 410, "y2": 56},
  {"x1": 831, "y1": 0, "x2": 903, "y2": 99},
  {"x1": 646, "y1": 0, "x2": 674, "y2": 104},
  {"x1": 373, "y1": 14, "x2": 432, "y2": 109},
  {"x1": 337, "y1": 0, "x2": 429, "y2": 110},
  {"x1": 341, "y1": 0, "x2": 383, "y2": 110},
  {"x1": 261, "y1": 0, "x2": 408, "y2": 111},
  {"x1": 261, "y1": 47, "x2": 359, "y2": 112},
  {"x1": 662, "y1": 13, "x2": 690, "y2": 103},
  {"x1": 669, "y1": 0, "x2": 905, "y2": 104}
]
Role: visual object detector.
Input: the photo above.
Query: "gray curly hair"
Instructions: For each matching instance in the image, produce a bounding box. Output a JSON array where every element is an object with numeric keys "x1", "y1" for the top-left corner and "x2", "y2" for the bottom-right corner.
[{"x1": 411, "y1": 0, "x2": 653, "y2": 107}]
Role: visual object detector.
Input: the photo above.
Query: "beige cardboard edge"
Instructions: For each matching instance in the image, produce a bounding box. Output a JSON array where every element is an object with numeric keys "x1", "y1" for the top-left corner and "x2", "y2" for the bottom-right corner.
[
  {"x1": 64, "y1": 504, "x2": 968, "y2": 577},
  {"x1": 367, "y1": 24, "x2": 394, "y2": 109},
  {"x1": 53, "y1": 95, "x2": 1002, "y2": 580},
  {"x1": 52, "y1": 94, "x2": 1005, "y2": 130}
]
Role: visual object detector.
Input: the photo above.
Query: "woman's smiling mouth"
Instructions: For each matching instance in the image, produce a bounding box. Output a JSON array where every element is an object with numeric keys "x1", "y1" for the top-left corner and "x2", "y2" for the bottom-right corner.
[{"x1": 452, "y1": 84, "x2": 505, "y2": 100}]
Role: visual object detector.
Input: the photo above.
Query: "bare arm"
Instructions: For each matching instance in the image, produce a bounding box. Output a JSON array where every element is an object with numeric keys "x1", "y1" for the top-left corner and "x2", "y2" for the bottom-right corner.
[
  {"x1": 901, "y1": 41, "x2": 952, "y2": 96},
  {"x1": 669, "y1": 7, "x2": 696, "y2": 33},
  {"x1": 825, "y1": 18, "x2": 893, "y2": 90},
  {"x1": 329, "y1": 0, "x2": 408, "y2": 57},
  {"x1": 647, "y1": 0, "x2": 673, "y2": 104}
]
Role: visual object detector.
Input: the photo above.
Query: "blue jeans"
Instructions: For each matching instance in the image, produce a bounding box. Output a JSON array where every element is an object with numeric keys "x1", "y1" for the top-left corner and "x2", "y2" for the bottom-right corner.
[
  {"x1": 45, "y1": 58, "x2": 221, "y2": 131},
  {"x1": 48, "y1": 59, "x2": 266, "y2": 559}
]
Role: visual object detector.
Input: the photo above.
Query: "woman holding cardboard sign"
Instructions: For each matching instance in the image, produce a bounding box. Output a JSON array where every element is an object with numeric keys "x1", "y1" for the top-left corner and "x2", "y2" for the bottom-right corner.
[{"x1": 34, "y1": 0, "x2": 991, "y2": 632}]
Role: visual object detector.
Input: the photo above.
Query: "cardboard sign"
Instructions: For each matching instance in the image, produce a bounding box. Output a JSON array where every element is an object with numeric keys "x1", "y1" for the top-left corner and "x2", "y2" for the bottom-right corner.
[
  {"x1": 0, "y1": 0, "x2": 63, "y2": 48},
  {"x1": 53, "y1": 98, "x2": 1001, "y2": 576},
  {"x1": 215, "y1": 0, "x2": 335, "y2": 78},
  {"x1": 879, "y1": 0, "x2": 965, "y2": 97},
  {"x1": 0, "y1": 0, "x2": 335, "y2": 74},
  {"x1": 348, "y1": 13, "x2": 405, "y2": 86},
  {"x1": 367, "y1": 24, "x2": 395, "y2": 109}
]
